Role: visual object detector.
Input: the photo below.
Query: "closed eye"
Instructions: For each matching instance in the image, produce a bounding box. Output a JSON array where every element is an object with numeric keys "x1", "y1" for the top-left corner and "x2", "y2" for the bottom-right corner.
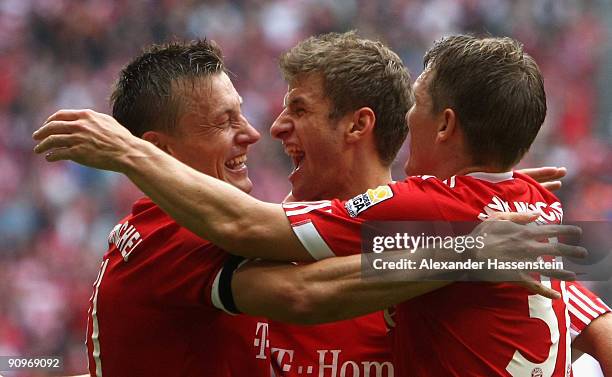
[{"x1": 290, "y1": 107, "x2": 306, "y2": 117}]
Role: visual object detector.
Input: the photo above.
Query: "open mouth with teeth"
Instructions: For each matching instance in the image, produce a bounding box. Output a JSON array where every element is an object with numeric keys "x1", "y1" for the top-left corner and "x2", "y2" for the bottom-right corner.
[
  {"x1": 285, "y1": 145, "x2": 305, "y2": 176},
  {"x1": 225, "y1": 154, "x2": 247, "y2": 171}
]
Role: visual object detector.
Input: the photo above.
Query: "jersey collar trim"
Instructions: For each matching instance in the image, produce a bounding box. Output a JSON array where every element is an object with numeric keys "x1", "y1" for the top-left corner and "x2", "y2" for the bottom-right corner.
[{"x1": 465, "y1": 171, "x2": 514, "y2": 183}]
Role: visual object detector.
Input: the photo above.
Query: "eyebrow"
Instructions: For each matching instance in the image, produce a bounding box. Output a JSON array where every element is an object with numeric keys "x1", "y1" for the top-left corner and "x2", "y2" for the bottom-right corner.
[
  {"x1": 211, "y1": 96, "x2": 243, "y2": 120},
  {"x1": 284, "y1": 95, "x2": 308, "y2": 108}
]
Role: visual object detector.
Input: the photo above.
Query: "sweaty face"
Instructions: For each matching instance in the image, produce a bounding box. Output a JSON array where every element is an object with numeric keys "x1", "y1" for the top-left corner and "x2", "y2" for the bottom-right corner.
[
  {"x1": 166, "y1": 73, "x2": 261, "y2": 193},
  {"x1": 270, "y1": 74, "x2": 347, "y2": 201},
  {"x1": 404, "y1": 71, "x2": 440, "y2": 176}
]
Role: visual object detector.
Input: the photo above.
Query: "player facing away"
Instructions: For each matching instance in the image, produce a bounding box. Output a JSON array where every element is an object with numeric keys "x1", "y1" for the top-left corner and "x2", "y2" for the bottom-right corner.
[
  {"x1": 34, "y1": 35, "x2": 612, "y2": 376},
  {"x1": 83, "y1": 41, "x2": 270, "y2": 377}
]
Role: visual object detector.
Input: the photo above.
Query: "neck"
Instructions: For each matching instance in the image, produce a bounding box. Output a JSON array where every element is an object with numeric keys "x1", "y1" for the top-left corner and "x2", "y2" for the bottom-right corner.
[
  {"x1": 434, "y1": 164, "x2": 508, "y2": 181},
  {"x1": 455, "y1": 165, "x2": 510, "y2": 176},
  {"x1": 333, "y1": 159, "x2": 392, "y2": 200},
  {"x1": 423, "y1": 147, "x2": 508, "y2": 180}
]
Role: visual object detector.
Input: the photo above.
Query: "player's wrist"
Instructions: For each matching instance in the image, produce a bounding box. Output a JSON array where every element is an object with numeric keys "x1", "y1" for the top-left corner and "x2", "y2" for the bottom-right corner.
[{"x1": 121, "y1": 137, "x2": 161, "y2": 176}]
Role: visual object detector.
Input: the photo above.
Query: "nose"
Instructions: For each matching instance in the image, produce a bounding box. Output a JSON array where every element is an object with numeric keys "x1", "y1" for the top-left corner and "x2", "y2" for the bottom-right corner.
[
  {"x1": 270, "y1": 109, "x2": 293, "y2": 141},
  {"x1": 236, "y1": 116, "x2": 261, "y2": 145}
]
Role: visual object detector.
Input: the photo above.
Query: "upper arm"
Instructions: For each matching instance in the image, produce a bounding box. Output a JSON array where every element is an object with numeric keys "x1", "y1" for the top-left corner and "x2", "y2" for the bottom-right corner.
[
  {"x1": 221, "y1": 187, "x2": 397, "y2": 262},
  {"x1": 566, "y1": 281, "x2": 611, "y2": 342},
  {"x1": 229, "y1": 254, "x2": 449, "y2": 325},
  {"x1": 230, "y1": 259, "x2": 317, "y2": 323},
  {"x1": 567, "y1": 281, "x2": 611, "y2": 369},
  {"x1": 231, "y1": 258, "x2": 378, "y2": 325},
  {"x1": 572, "y1": 312, "x2": 612, "y2": 372},
  {"x1": 228, "y1": 201, "x2": 315, "y2": 262}
]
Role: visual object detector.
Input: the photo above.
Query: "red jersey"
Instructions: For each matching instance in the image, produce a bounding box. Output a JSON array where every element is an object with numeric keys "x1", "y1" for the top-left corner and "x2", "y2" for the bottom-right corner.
[
  {"x1": 565, "y1": 281, "x2": 611, "y2": 341},
  {"x1": 268, "y1": 313, "x2": 393, "y2": 377},
  {"x1": 281, "y1": 172, "x2": 610, "y2": 377},
  {"x1": 86, "y1": 198, "x2": 270, "y2": 377}
]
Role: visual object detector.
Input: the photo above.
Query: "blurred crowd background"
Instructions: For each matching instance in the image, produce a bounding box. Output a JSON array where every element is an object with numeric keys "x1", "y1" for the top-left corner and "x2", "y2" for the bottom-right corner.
[{"x1": 0, "y1": 0, "x2": 610, "y2": 375}]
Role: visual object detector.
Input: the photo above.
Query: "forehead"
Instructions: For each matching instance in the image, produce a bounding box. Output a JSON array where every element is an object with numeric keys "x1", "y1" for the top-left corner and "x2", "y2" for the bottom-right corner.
[
  {"x1": 413, "y1": 70, "x2": 432, "y2": 99},
  {"x1": 175, "y1": 72, "x2": 241, "y2": 119},
  {"x1": 285, "y1": 73, "x2": 328, "y2": 105}
]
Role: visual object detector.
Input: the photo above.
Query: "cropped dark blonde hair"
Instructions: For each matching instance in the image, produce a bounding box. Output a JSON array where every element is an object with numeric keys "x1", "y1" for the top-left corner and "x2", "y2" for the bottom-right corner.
[
  {"x1": 423, "y1": 35, "x2": 547, "y2": 169},
  {"x1": 279, "y1": 32, "x2": 413, "y2": 166},
  {"x1": 111, "y1": 39, "x2": 225, "y2": 137}
]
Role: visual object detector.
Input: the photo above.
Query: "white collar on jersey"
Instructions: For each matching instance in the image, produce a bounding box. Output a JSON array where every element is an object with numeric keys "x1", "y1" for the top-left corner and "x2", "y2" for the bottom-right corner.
[{"x1": 465, "y1": 171, "x2": 514, "y2": 183}]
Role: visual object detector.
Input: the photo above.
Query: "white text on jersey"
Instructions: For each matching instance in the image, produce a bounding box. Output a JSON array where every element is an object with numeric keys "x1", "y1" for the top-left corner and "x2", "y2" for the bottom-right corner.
[{"x1": 107, "y1": 221, "x2": 143, "y2": 262}]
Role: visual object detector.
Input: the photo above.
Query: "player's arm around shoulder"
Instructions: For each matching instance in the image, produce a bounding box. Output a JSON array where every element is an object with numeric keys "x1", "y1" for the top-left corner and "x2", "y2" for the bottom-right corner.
[
  {"x1": 227, "y1": 211, "x2": 587, "y2": 324},
  {"x1": 573, "y1": 312, "x2": 612, "y2": 375},
  {"x1": 231, "y1": 259, "x2": 331, "y2": 324},
  {"x1": 33, "y1": 110, "x2": 311, "y2": 262},
  {"x1": 230, "y1": 256, "x2": 446, "y2": 325}
]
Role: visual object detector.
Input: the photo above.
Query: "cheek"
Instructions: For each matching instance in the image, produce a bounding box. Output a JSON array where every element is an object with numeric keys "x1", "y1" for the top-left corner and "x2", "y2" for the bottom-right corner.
[
  {"x1": 297, "y1": 122, "x2": 321, "y2": 152},
  {"x1": 406, "y1": 107, "x2": 416, "y2": 127},
  {"x1": 406, "y1": 110, "x2": 413, "y2": 125},
  {"x1": 320, "y1": 128, "x2": 343, "y2": 156},
  {"x1": 409, "y1": 111, "x2": 428, "y2": 138},
  {"x1": 186, "y1": 142, "x2": 224, "y2": 175}
]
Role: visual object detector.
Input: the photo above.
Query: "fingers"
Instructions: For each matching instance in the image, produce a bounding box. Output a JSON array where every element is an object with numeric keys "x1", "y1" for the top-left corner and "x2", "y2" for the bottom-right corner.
[
  {"x1": 33, "y1": 120, "x2": 82, "y2": 141},
  {"x1": 488, "y1": 211, "x2": 539, "y2": 224},
  {"x1": 541, "y1": 181, "x2": 562, "y2": 191},
  {"x1": 516, "y1": 275, "x2": 561, "y2": 299},
  {"x1": 535, "y1": 268, "x2": 577, "y2": 281},
  {"x1": 554, "y1": 167, "x2": 567, "y2": 180},
  {"x1": 33, "y1": 133, "x2": 82, "y2": 154},
  {"x1": 518, "y1": 167, "x2": 557, "y2": 181},
  {"x1": 44, "y1": 147, "x2": 78, "y2": 162},
  {"x1": 35, "y1": 109, "x2": 99, "y2": 140},
  {"x1": 529, "y1": 224, "x2": 582, "y2": 239},
  {"x1": 518, "y1": 166, "x2": 567, "y2": 182},
  {"x1": 44, "y1": 108, "x2": 94, "y2": 124},
  {"x1": 532, "y1": 242, "x2": 587, "y2": 258}
]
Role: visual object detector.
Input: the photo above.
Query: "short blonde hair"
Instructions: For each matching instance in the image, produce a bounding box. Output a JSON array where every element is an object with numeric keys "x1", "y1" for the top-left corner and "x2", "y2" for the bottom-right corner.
[{"x1": 279, "y1": 31, "x2": 413, "y2": 166}]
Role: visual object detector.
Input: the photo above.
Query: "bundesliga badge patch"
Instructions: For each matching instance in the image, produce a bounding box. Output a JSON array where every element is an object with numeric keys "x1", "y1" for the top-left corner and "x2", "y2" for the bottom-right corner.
[{"x1": 345, "y1": 185, "x2": 394, "y2": 217}]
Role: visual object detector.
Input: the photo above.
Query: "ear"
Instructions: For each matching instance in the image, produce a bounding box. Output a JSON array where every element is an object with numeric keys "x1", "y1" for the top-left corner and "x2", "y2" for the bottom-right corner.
[
  {"x1": 142, "y1": 130, "x2": 175, "y2": 155},
  {"x1": 435, "y1": 108, "x2": 457, "y2": 143},
  {"x1": 346, "y1": 107, "x2": 376, "y2": 144}
]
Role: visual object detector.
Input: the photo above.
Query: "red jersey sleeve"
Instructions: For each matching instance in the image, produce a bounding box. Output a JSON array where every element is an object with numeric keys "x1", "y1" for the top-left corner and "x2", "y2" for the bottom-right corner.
[
  {"x1": 102, "y1": 198, "x2": 236, "y2": 312},
  {"x1": 210, "y1": 255, "x2": 247, "y2": 314},
  {"x1": 281, "y1": 180, "x2": 457, "y2": 259},
  {"x1": 564, "y1": 281, "x2": 611, "y2": 341},
  {"x1": 282, "y1": 199, "x2": 364, "y2": 259},
  {"x1": 139, "y1": 222, "x2": 230, "y2": 310}
]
